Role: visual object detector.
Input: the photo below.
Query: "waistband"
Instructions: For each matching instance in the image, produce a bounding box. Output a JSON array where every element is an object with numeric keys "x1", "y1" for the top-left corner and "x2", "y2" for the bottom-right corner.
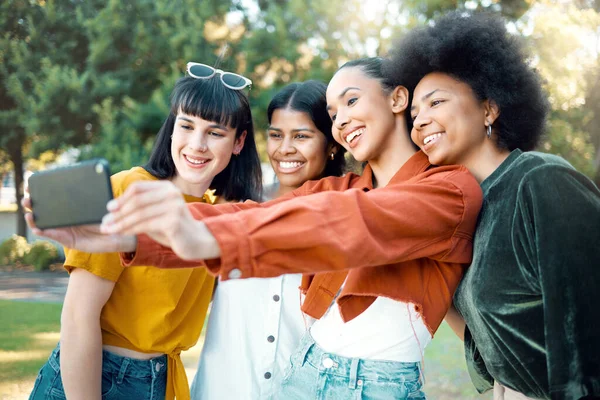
[
  {"x1": 48, "y1": 343, "x2": 168, "y2": 380},
  {"x1": 294, "y1": 333, "x2": 421, "y2": 388}
]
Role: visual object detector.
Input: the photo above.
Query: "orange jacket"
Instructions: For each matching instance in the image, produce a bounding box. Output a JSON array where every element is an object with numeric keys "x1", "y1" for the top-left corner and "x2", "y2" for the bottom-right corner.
[{"x1": 123, "y1": 151, "x2": 483, "y2": 335}]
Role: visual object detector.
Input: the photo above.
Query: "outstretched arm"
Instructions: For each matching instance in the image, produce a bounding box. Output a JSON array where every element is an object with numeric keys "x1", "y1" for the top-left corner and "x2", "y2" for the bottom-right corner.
[{"x1": 106, "y1": 168, "x2": 482, "y2": 280}]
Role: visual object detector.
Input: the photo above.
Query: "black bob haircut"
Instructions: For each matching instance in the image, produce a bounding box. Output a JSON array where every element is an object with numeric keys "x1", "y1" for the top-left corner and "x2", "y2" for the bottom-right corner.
[
  {"x1": 145, "y1": 76, "x2": 262, "y2": 201},
  {"x1": 385, "y1": 11, "x2": 550, "y2": 151},
  {"x1": 267, "y1": 80, "x2": 346, "y2": 177}
]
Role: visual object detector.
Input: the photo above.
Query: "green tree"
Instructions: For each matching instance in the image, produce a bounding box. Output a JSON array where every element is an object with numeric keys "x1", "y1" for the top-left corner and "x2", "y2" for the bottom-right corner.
[
  {"x1": 528, "y1": 0, "x2": 599, "y2": 180},
  {"x1": 77, "y1": 0, "x2": 235, "y2": 168},
  {"x1": 0, "y1": 0, "x2": 95, "y2": 236}
]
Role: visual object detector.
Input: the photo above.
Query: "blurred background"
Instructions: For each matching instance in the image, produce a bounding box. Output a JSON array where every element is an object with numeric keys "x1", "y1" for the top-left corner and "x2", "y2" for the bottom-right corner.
[{"x1": 1, "y1": 0, "x2": 598, "y2": 398}]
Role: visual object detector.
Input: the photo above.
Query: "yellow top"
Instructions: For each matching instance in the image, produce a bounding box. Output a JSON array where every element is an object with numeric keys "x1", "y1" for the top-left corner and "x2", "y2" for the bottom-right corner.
[{"x1": 64, "y1": 167, "x2": 216, "y2": 400}]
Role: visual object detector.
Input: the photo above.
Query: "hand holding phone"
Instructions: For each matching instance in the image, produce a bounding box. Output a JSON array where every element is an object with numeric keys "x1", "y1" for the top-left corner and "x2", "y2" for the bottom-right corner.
[
  {"x1": 24, "y1": 159, "x2": 137, "y2": 254},
  {"x1": 28, "y1": 159, "x2": 113, "y2": 229}
]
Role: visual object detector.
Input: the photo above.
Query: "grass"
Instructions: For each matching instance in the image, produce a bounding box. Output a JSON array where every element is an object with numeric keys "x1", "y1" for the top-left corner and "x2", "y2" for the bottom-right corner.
[
  {"x1": 0, "y1": 300, "x2": 62, "y2": 384},
  {"x1": 423, "y1": 322, "x2": 492, "y2": 399},
  {"x1": 0, "y1": 300, "x2": 491, "y2": 400}
]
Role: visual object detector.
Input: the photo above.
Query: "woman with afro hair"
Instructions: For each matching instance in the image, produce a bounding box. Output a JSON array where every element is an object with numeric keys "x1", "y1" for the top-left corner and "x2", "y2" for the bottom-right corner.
[{"x1": 386, "y1": 11, "x2": 600, "y2": 400}]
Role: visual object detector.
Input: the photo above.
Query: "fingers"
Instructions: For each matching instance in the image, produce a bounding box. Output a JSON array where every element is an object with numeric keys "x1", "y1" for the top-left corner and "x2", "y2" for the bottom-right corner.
[
  {"x1": 22, "y1": 197, "x2": 32, "y2": 210},
  {"x1": 101, "y1": 201, "x2": 177, "y2": 236},
  {"x1": 103, "y1": 181, "x2": 185, "y2": 235},
  {"x1": 108, "y1": 181, "x2": 177, "y2": 212},
  {"x1": 24, "y1": 212, "x2": 42, "y2": 235}
]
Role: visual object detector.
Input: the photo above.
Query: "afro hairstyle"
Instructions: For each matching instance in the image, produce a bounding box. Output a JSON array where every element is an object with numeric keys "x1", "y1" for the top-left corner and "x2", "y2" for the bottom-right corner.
[{"x1": 384, "y1": 11, "x2": 550, "y2": 151}]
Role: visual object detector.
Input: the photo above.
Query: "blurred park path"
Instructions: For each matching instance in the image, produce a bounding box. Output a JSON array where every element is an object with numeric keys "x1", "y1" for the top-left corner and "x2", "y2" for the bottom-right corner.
[{"x1": 0, "y1": 270, "x2": 68, "y2": 303}]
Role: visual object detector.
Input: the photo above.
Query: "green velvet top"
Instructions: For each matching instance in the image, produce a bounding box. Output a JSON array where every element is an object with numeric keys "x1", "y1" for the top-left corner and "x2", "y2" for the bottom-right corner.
[{"x1": 454, "y1": 149, "x2": 600, "y2": 400}]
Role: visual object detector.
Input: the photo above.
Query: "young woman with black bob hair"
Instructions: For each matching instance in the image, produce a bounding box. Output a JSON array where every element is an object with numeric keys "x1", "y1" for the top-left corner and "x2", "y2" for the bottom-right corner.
[
  {"x1": 28, "y1": 71, "x2": 262, "y2": 400},
  {"x1": 145, "y1": 78, "x2": 262, "y2": 202},
  {"x1": 192, "y1": 80, "x2": 346, "y2": 399},
  {"x1": 386, "y1": 11, "x2": 600, "y2": 400}
]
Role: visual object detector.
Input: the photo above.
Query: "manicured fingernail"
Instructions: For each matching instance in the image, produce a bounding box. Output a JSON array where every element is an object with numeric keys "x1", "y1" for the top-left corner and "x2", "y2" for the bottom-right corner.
[
  {"x1": 107, "y1": 200, "x2": 118, "y2": 211},
  {"x1": 102, "y1": 214, "x2": 114, "y2": 226}
]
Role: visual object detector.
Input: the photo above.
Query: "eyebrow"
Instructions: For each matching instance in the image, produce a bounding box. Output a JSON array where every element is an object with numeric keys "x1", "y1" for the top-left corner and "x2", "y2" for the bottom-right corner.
[
  {"x1": 177, "y1": 116, "x2": 228, "y2": 131},
  {"x1": 268, "y1": 126, "x2": 315, "y2": 133},
  {"x1": 326, "y1": 86, "x2": 361, "y2": 111},
  {"x1": 410, "y1": 89, "x2": 448, "y2": 111}
]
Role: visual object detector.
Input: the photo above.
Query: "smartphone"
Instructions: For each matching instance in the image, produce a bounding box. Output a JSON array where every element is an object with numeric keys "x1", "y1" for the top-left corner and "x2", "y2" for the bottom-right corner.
[{"x1": 28, "y1": 159, "x2": 113, "y2": 229}]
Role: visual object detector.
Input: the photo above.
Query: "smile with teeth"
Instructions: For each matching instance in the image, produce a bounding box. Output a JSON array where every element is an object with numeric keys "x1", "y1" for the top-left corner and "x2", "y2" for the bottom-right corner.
[
  {"x1": 423, "y1": 133, "x2": 443, "y2": 146},
  {"x1": 279, "y1": 161, "x2": 305, "y2": 169},
  {"x1": 346, "y1": 128, "x2": 365, "y2": 144},
  {"x1": 184, "y1": 155, "x2": 209, "y2": 165}
]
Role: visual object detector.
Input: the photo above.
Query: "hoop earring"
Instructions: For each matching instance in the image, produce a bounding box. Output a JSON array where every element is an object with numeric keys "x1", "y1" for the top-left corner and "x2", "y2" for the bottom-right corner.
[
  {"x1": 330, "y1": 152, "x2": 335, "y2": 161},
  {"x1": 486, "y1": 124, "x2": 492, "y2": 139}
]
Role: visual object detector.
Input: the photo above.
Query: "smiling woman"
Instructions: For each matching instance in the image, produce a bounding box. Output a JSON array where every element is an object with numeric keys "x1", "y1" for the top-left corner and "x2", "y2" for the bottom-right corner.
[
  {"x1": 170, "y1": 113, "x2": 246, "y2": 198},
  {"x1": 27, "y1": 72, "x2": 263, "y2": 400},
  {"x1": 191, "y1": 80, "x2": 347, "y2": 400},
  {"x1": 265, "y1": 80, "x2": 345, "y2": 198}
]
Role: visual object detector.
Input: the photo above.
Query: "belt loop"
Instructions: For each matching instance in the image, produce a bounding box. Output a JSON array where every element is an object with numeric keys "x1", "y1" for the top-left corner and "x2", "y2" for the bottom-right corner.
[
  {"x1": 298, "y1": 333, "x2": 315, "y2": 367},
  {"x1": 348, "y1": 358, "x2": 359, "y2": 389},
  {"x1": 116, "y1": 358, "x2": 130, "y2": 384}
]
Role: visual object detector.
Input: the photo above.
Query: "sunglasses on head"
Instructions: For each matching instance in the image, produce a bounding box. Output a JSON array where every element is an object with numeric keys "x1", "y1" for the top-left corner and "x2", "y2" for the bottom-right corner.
[{"x1": 186, "y1": 62, "x2": 252, "y2": 90}]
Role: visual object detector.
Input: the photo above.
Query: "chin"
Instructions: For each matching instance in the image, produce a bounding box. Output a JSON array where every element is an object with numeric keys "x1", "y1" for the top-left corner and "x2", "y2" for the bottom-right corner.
[
  {"x1": 279, "y1": 175, "x2": 304, "y2": 188},
  {"x1": 348, "y1": 150, "x2": 369, "y2": 163}
]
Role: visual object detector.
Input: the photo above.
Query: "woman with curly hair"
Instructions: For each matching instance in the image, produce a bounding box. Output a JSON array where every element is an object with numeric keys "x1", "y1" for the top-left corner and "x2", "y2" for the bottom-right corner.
[{"x1": 386, "y1": 11, "x2": 600, "y2": 400}]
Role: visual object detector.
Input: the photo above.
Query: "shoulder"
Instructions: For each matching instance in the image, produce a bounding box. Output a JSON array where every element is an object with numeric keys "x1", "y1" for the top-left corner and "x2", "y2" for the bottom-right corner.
[
  {"x1": 514, "y1": 153, "x2": 599, "y2": 212},
  {"x1": 421, "y1": 164, "x2": 483, "y2": 202},
  {"x1": 110, "y1": 167, "x2": 158, "y2": 197},
  {"x1": 295, "y1": 172, "x2": 363, "y2": 195},
  {"x1": 516, "y1": 152, "x2": 594, "y2": 190}
]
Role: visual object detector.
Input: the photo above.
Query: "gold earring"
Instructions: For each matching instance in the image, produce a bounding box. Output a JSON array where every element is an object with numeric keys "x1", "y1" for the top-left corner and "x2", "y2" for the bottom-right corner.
[{"x1": 330, "y1": 152, "x2": 335, "y2": 160}]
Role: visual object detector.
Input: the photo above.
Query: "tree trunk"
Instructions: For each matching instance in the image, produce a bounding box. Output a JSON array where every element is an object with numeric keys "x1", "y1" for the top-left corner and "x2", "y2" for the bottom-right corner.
[{"x1": 9, "y1": 140, "x2": 26, "y2": 239}]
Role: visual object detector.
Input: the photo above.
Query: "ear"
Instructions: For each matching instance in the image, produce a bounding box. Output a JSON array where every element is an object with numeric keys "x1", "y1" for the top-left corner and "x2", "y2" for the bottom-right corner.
[
  {"x1": 390, "y1": 86, "x2": 409, "y2": 114},
  {"x1": 483, "y1": 99, "x2": 500, "y2": 126},
  {"x1": 233, "y1": 130, "x2": 247, "y2": 155},
  {"x1": 326, "y1": 142, "x2": 339, "y2": 157}
]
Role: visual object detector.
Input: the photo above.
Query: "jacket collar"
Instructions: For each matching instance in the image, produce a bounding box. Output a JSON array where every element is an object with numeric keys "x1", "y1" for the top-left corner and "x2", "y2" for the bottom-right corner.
[{"x1": 360, "y1": 151, "x2": 432, "y2": 191}]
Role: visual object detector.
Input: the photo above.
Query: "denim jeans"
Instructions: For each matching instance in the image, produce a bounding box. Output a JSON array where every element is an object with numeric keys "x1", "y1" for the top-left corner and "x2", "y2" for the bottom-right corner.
[
  {"x1": 276, "y1": 333, "x2": 426, "y2": 400},
  {"x1": 29, "y1": 344, "x2": 167, "y2": 400}
]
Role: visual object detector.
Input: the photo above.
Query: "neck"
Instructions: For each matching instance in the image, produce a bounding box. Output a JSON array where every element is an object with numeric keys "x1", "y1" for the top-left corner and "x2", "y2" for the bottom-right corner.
[
  {"x1": 369, "y1": 123, "x2": 416, "y2": 188},
  {"x1": 170, "y1": 175, "x2": 211, "y2": 198},
  {"x1": 463, "y1": 141, "x2": 511, "y2": 183},
  {"x1": 275, "y1": 184, "x2": 296, "y2": 199}
]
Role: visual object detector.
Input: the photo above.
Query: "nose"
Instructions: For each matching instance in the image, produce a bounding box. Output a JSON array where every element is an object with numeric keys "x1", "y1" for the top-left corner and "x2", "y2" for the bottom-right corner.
[
  {"x1": 412, "y1": 112, "x2": 430, "y2": 130},
  {"x1": 334, "y1": 109, "x2": 349, "y2": 130},
  {"x1": 189, "y1": 131, "x2": 208, "y2": 152},
  {"x1": 278, "y1": 136, "x2": 296, "y2": 155}
]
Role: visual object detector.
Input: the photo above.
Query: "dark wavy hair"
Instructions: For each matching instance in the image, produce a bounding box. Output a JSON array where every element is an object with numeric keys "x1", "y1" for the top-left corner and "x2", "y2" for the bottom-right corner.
[
  {"x1": 144, "y1": 76, "x2": 262, "y2": 201},
  {"x1": 337, "y1": 57, "x2": 419, "y2": 150},
  {"x1": 267, "y1": 80, "x2": 346, "y2": 177},
  {"x1": 384, "y1": 11, "x2": 549, "y2": 151}
]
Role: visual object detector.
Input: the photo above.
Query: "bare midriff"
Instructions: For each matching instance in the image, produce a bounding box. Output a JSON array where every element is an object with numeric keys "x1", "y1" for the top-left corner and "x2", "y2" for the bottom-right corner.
[{"x1": 102, "y1": 345, "x2": 164, "y2": 360}]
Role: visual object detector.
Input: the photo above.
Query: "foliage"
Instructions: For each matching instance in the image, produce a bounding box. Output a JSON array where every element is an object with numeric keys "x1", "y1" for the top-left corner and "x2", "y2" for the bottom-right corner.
[
  {"x1": 527, "y1": 1, "x2": 600, "y2": 179},
  {"x1": 2, "y1": 0, "x2": 599, "y2": 224},
  {"x1": 22, "y1": 241, "x2": 61, "y2": 272},
  {"x1": 0, "y1": 235, "x2": 29, "y2": 265}
]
